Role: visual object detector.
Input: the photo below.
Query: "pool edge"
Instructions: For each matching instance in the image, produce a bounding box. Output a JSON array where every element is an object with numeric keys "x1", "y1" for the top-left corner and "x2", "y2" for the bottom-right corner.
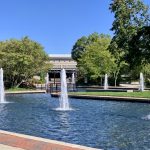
[
  {"x1": 51, "y1": 93, "x2": 150, "y2": 103},
  {"x1": 0, "y1": 130, "x2": 101, "y2": 150}
]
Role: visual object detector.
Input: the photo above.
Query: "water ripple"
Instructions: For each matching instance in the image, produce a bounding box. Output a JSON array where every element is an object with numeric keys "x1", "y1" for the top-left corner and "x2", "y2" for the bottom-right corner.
[{"x1": 0, "y1": 94, "x2": 150, "y2": 150}]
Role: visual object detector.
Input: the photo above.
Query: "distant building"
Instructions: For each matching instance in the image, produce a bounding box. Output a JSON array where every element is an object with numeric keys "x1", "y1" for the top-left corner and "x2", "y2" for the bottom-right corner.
[{"x1": 48, "y1": 54, "x2": 77, "y2": 84}]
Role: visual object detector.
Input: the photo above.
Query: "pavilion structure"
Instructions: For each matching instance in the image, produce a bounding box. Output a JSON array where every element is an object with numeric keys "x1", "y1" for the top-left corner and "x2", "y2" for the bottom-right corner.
[{"x1": 47, "y1": 54, "x2": 77, "y2": 92}]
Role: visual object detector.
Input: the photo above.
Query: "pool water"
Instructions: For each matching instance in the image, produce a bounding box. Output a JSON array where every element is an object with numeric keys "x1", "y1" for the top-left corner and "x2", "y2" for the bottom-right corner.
[{"x1": 0, "y1": 94, "x2": 150, "y2": 150}]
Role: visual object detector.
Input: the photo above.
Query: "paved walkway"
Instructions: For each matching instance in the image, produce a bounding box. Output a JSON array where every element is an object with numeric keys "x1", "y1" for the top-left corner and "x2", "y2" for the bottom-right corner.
[{"x1": 0, "y1": 130, "x2": 99, "y2": 150}]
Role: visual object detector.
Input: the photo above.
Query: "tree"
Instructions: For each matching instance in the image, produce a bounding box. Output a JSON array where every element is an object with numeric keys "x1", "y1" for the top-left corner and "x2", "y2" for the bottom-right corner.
[
  {"x1": 108, "y1": 39, "x2": 129, "y2": 86},
  {"x1": 112, "y1": 51, "x2": 128, "y2": 86},
  {"x1": 0, "y1": 37, "x2": 51, "y2": 87},
  {"x1": 71, "y1": 36, "x2": 88, "y2": 61},
  {"x1": 78, "y1": 35, "x2": 114, "y2": 81},
  {"x1": 109, "y1": 0, "x2": 149, "y2": 84},
  {"x1": 71, "y1": 33, "x2": 103, "y2": 62},
  {"x1": 142, "y1": 63, "x2": 150, "y2": 86},
  {"x1": 128, "y1": 26, "x2": 150, "y2": 66},
  {"x1": 109, "y1": 0, "x2": 149, "y2": 56}
]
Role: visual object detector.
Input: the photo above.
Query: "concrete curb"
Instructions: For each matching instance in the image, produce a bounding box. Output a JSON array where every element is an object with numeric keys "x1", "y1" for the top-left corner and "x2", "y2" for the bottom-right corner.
[{"x1": 0, "y1": 144, "x2": 24, "y2": 150}]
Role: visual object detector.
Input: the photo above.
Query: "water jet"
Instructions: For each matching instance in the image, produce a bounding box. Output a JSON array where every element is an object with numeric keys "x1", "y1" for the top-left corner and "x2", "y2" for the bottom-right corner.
[
  {"x1": 104, "y1": 74, "x2": 108, "y2": 90},
  {"x1": 139, "y1": 72, "x2": 144, "y2": 91},
  {"x1": 0, "y1": 68, "x2": 5, "y2": 103},
  {"x1": 57, "y1": 68, "x2": 70, "y2": 110}
]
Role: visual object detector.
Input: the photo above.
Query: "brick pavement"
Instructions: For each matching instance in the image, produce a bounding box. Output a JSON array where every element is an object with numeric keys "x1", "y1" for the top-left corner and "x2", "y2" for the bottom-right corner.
[{"x1": 0, "y1": 130, "x2": 100, "y2": 150}]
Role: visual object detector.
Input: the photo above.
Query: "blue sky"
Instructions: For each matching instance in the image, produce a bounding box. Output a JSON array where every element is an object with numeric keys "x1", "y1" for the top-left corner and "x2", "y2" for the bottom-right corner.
[{"x1": 0, "y1": 0, "x2": 149, "y2": 54}]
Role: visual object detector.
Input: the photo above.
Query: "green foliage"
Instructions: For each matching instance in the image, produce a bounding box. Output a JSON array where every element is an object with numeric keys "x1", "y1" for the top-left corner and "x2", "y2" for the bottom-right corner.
[
  {"x1": 6, "y1": 87, "x2": 35, "y2": 92},
  {"x1": 71, "y1": 33, "x2": 109, "y2": 62},
  {"x1": 142, "y1": 63, "x2": 150, "y2": 75},
  {"x1": 71, "y1": 36, "x2": 88, "y2": 61},
  {"x1": 109, "y1": 0, "x2": 149, "y2": 54},
  {"x1": 78, "y1": 34, "x2": 115, "y2": 79},
  {"x1": 0, "y1": 37, "x2": 51, "y2": 87},
  {"x1": 109, "y1": 0, "x2": 150, "y2": 83},
  {"x1": 39, "y1": 72, "x2": 47, "y2": 83},
  {"x1": 128, "y1": 26, "x2": 150, "y2": 66},
  {"x1": 129, "y1": 63, "x2": 150, "y2": 86},
  {"x1": 112, "y1": 51, "x2": 129, "y2": 86},
  {"x1": 142, "y1": 63, "x2": 150, "y2": 86}
]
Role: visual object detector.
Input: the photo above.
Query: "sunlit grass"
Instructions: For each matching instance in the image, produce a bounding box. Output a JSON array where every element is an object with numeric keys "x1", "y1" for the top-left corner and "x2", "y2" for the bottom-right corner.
[
  {"x1": 6, "y1": 87, "x2": 35, "y2": 92},
  {"x1": 70, "y1": 91, "x2": 150, "y2": 98}
]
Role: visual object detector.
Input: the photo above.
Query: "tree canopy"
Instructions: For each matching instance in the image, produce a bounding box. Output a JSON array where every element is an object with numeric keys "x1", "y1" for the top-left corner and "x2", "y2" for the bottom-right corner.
[
  {"x1": 109, "y1": 0, "x2": 150, "y2": 84},
  {"x1": 128, "y1": 26, "x2": 150, "y2": 66},
  {"x1": 71, "y1": 36, "x2": 88, "y2": 61},
  {"x1": 109, "y1": 0, "x2": 149, "y2": 56},
  {"x1": 0, "y1": 37, "x2": 51, "y2": 87},
  {"x1": 71, "y1": 33, "x2": 104, "y2": 62},
  {"x1": 78, "y1": 34, "x2": 114, "y2": 80}
]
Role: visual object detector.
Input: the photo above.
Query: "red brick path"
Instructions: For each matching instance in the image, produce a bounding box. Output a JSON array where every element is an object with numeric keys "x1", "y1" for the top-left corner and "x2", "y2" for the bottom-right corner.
[{"x1": 0, "y1": 133, "x2": 91, "y2": 150}]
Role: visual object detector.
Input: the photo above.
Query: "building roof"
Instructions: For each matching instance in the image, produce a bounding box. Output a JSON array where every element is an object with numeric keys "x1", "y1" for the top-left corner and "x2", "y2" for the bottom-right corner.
[
  {"x1": 49, "y1": 54, "x2": 71, "y2": 58},
  {"x1": 49, "y1": 54, "x2": 77, "y2": 70}
]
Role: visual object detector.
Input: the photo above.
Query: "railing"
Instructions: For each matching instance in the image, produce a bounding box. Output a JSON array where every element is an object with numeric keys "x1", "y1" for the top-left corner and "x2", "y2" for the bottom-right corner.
[
  {"x1": 48, "y1": 83, "x2": 76, "y2": 93},
  {"x1": 35, "y1": 83, "x2": 77, "y2": 93}
]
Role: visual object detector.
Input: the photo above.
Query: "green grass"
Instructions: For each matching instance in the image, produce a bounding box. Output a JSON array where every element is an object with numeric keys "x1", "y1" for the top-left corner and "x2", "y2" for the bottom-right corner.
[
  {"x1": 70, "y1": 91, "x2": 150, "y2": 98},
  {"x1": 6, "y1": 87, "x2": 35, "y2": 92}
]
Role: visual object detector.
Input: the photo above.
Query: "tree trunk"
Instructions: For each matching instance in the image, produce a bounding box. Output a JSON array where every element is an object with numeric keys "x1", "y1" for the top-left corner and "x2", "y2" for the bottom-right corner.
[
  {"x1": 114, "y1": 73, "x2": 118, "y2": 87},
  {"x1": 115, "y1": 77, "x2": 117, "y2": 87},
  {"x1": 101, "y1": 77, "x2": 103, "y2": 86},
  {"x1": 15, "y1": 80, "x2": 23, "y2": 88}
]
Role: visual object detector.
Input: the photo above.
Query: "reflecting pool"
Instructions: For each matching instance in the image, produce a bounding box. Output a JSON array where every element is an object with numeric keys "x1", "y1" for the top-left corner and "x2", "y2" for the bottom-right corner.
[{"x1": 0, "y1": 94, "x2": 150, "y2": 150}]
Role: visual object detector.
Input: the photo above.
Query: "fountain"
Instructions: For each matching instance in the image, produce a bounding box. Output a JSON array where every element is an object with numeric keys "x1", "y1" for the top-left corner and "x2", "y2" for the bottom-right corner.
[
  {"x1": 72, "y1": 72, "x2": 75, "y2": 84},
  {"x1": 0, "y1": 68, "x2": 5, "y2": 103},
  {"x1": 104, "y1": 74, "x2": 108, "y2": 90},
  {"x1": 45, "y1": 73, "x2": 49, "y2": 91},
  {"x1": 142, "y1": 114, "x2": 150, "y2": 120},
  {"x1": 57, "y1": 68, "x2": 70, "y2": 110},
  {"x1": 71, "y1": 72, "x2": 75, "y2": 91},
  {"x1": 139, "y1": 72, "x2": 144, "y2": 91}
]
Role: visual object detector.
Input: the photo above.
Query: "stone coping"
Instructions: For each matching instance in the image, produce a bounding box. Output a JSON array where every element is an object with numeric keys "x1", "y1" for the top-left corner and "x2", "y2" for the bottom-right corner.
[
  {"x1": 0, "y1": 144, "x2": 24, "y2": 150},
  {"x1": 0, "y1": 130, "x2": 100, "y2": 150},
  {"x1": 5, "y1": 90, "x2": 46, "y2": 94},
  {"x1": 51, "y1": 93, "x2": 150, "y2": 103}
]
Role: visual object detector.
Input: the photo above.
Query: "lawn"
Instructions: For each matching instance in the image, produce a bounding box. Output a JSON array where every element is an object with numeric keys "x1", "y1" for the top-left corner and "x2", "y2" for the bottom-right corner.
[
  {"x1": 6, "y1": 87, "x2": 35, "y2": 92},
  {"x1": 70, "y1": 91, "x2": 150, "y2": 98}
]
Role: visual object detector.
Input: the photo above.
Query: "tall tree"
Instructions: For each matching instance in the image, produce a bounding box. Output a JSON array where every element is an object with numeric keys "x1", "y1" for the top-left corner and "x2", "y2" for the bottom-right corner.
[
  {"x1": 128, "y1": 26, "x2": 150, "y2": 66},
  {"x1": 109, "y1": 0, "x2": 149, "y2": 56},
  {"x1": 0, "y1": 37, "x2": 51, "y2": 87}
]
